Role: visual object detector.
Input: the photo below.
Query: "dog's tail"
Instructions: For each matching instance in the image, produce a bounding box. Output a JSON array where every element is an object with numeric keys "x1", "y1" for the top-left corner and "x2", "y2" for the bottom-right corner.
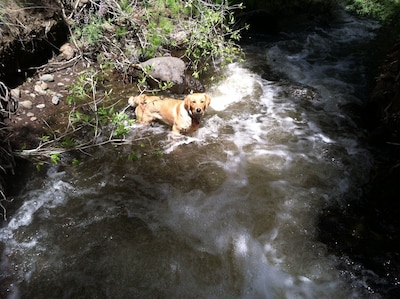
[
  {"x1": 128, "y1": 94, "x2": 147, "y2": 107},
  {"x1": 128, "y1": 96, "x2": 136, "y2": 107}
]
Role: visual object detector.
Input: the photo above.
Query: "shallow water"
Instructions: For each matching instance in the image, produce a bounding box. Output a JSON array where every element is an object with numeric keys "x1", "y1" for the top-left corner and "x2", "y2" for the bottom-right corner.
[{"x1": 0, "y1": 10, "x2": 384, "y2": 299}]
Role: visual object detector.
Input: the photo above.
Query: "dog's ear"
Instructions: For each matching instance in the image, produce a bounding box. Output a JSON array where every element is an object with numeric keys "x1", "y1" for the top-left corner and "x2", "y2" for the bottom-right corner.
[
  {"x1": 184, "y1": 95, "x2": 191, "y2": 111},
  {"x1": 204, "y1": 94, "x2": 211, "y2": 108}
]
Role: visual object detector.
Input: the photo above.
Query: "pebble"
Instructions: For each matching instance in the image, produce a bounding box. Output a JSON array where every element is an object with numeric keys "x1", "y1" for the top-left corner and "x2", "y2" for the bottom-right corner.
[
  {"x1": 40, "y1": 82, "x2": 48, "y2": 90},
  {"x1": 57, "y1": 82, "x2": 65, "y2": 87},
  {"x1": 30, "y1": 117, "x2": 37, "y2": 121},
  {"x1": 51, "y1": 95, "x2": 60, "y2": 105},
  {"x1": 39, "y1": 74, "x2": 54, "y2": 82},
  {"x1": 20, "y1": 100, "x2": 33, "y2": 109},
  {"x1": 34, "y1": 84, "x2": 46, "y2": 95},
  {"x1": 171, "y1": 30, "x2": 187, "y2": 46},
  {"x1": 60, "y1": 43, "x2": 75, "y2": 60},
  {"x1": 36, "y1": 104, "x2": 45, "y2": 109},
  {"x1": 26, "y1": 112, "x2": 35, "y2": 117},
  {"x1": 103, "y1": 22, "x2": 115, "y2": 32},
  {"x1": 10, "y1": 88, "x2": 21, "y2": 99}
]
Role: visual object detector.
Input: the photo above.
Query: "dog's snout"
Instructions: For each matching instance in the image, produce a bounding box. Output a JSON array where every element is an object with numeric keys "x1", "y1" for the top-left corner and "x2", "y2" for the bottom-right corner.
[{"x1": 196, "y1": 108, "x2": 202, "y2": 113}]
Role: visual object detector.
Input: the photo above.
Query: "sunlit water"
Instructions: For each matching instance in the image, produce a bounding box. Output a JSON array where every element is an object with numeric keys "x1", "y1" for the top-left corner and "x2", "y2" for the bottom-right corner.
[{"x1": 1, "y1": 11, "x2": 383, "y2": 299}]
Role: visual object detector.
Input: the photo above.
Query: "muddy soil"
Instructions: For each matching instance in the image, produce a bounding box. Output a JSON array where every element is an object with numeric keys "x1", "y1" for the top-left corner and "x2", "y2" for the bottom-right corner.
[
  {"x1": 4, "y1": 58, "x2": 93, "y2": 149},
  {"x1": 0, "y1": 0, "x2": 72, "y2": 148}
]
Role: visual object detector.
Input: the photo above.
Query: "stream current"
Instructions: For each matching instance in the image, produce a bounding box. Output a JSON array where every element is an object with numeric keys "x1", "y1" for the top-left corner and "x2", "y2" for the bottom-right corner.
[{"x1": 1, "y1": 10, "x2": 385, "y2": 299}]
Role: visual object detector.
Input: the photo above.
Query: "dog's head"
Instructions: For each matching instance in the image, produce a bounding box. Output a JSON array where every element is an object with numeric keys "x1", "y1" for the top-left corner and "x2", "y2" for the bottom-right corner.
[{"x1": 184, "y1": 93, "x2": 211, "y2": 120}]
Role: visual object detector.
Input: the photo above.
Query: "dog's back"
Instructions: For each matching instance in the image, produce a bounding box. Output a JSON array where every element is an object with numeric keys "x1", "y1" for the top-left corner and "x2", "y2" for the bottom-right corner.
[{"x1": 128, "y1": 94, "x2": 178, "y2": 125}]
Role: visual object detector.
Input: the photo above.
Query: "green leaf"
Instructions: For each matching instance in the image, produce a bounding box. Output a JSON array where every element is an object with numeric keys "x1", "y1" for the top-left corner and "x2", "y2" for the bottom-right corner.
[{"x1": 50, "y1": 153, "x2": 61, "y2": 165}]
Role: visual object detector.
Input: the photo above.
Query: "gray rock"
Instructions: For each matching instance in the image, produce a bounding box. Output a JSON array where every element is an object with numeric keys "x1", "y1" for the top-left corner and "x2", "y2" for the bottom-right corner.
[
  {"x1": 39, "y1": 74, "x2": 54, "y2": 82},
  {"x1": 139, "y1": 56, "x2": 204, "y2": 94},
  {"x1": 51, "y1": 95, "x2": 60, "y2": 105},
  {"x1": 20, "y1": 100, "x2": 33, "y2": 109},
  {"x1": 170, "y1": 30, "x2": 187, "y2": 46},
  {"x1": 140, "y1": 56, "x2": 185, "y2": 84},
  {"x1": 34, "y1": 84, "x2": 46, "y2": 95}
]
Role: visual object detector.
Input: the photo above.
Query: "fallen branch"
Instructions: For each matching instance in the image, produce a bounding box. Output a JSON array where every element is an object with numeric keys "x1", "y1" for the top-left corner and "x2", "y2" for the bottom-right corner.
[{"x1": 14, "y1": 134, "x2": 152, "y2": 161}]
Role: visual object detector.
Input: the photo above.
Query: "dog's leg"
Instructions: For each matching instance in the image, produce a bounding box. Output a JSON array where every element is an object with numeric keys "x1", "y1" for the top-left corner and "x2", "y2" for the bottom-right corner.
[
  {"x1": 134, "y1": 106, "x2": 144, "y2": 122},
  {"x1": 172, "y1": 124, "x2": 182, "y2": 134}
]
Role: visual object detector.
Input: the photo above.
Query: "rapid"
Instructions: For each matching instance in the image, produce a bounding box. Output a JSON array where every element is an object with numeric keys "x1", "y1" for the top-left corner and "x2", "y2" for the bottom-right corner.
[{"x1": 0, "y1": 9, "x2": 385, "y2": 299}]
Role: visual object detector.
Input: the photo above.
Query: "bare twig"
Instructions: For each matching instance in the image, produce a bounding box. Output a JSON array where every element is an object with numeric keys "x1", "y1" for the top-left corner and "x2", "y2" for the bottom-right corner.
[
  {"x1": 14, "y1": 135, "x2": 151, "y2": 160},
  {"x1": 0, "y1": 81, "x2": 18, "y2": 118},
  {"x1": 0, "y1": 189, "x2": 14, "y2": 221}
]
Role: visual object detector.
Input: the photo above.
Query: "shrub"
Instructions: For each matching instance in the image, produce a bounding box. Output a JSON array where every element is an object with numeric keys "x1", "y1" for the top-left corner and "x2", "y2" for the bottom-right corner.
[
  {"x1": 62, "y1": 0, "x2": 246, "y2": 81},
  {"x1": 345, "y1": 0, "x2": 400, "y2": 23}
]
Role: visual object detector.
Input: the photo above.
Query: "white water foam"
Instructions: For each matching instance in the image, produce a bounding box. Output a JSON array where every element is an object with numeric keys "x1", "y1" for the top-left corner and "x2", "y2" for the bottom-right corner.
[
  {"x1": 0, "y1": 168, "x2": 73, "y2": 297},
  {"x1": 209, "y1": 63, "x2": 263, "y2": 111}
]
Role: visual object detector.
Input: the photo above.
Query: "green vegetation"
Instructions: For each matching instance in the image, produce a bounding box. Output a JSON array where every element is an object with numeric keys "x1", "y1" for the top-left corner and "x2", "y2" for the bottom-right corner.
[
  {"x1": 65, "y1": 0, "x2": 246, "y2": 78},
  {"x1": 344, "y1": 0, "x2": 400, "y2": 45},
  {"x1": 345, "y1": 0, "x2": 400, "y2": 23}
]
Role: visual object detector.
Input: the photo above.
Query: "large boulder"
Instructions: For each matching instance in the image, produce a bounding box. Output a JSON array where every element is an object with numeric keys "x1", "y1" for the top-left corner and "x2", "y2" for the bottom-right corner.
[
  {"x1": 139, "y1": 56, "x2": 204, "y2": 94},
  {"x1": 140, "y1": 56, "x2": 185, "y2": 84}
]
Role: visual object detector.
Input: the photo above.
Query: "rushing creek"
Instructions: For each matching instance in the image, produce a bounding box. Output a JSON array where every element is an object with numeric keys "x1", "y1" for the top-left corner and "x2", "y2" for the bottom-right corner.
[{"x1": 1, "y1": 10, "x2": 386, "y2": 299}]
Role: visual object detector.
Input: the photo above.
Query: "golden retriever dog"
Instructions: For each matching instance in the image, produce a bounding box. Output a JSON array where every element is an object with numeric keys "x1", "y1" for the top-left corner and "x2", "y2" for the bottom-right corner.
[{"x1": 128, "y1": 93, "x2": 211, "y2": 134}]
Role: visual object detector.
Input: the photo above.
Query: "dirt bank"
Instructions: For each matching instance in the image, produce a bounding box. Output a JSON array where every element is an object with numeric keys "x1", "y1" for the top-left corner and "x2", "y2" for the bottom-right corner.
[{"x1": 0, "y1": 0, "x2": 71, "y2": 147}]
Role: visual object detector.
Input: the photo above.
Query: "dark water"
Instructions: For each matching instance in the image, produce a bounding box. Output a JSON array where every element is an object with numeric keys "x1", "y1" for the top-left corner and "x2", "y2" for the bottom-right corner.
[{"x1": 1, "y1": 9, "x2": 394, "y2": 299}]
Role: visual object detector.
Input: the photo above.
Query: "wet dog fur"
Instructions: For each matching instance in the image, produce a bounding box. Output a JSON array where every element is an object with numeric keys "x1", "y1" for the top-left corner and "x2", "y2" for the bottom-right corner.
[{"x1": 128, "y1": 93, "x2": 211, "y2": 134}]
